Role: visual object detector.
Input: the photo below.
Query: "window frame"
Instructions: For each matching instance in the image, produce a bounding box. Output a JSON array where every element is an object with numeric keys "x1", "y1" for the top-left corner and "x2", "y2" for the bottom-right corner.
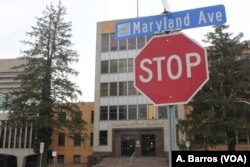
[
  {"x1": 73, "y1": 155, "x2": 81, "y2": 164},
  {"x1": 74, "y1": 134, "x2": 81, "y2": 146},
  {"x1": 101, "y1": 34, "x2": 109, "y2": 52},
  {"x1": 99, "y1": 130, "x2": 108, "y2": 146},
  {"x1": 109, "y1": 106, "x2": 118, "y2": 120},
  {"x1": 101, "y1": 60, "x2": 109, "y2": 74},
  {"x1": 100, "y1": 106, "x2": 108, "y2": 121},
  {"x1": 58, "y1": 132, "x2": 65, "y2": 146},
  {"x1": 158, "y1": 106, "x2": 168, "y2": 119},
  {"x1": 100, "y1": 83, "x2": 108, "y2": 96},
  {"x1": 119, "y1": 105, "x2": 127, "y2": 120}
]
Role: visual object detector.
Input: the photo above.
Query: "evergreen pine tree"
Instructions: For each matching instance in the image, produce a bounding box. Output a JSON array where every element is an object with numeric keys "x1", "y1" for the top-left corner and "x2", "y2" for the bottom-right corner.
[
  {"x1": 178, "y1": 25, "x2": 250, "y2": 151},
  {"x1": 3, "y1": 1, "x2": 87, "y2": 166}
]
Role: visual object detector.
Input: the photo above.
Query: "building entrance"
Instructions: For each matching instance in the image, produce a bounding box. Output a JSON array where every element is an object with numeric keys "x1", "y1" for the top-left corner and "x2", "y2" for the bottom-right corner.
[
  {"x1": 113, "y1": 128, "x2": 164, "y2": 157},
  {"x1": 121, "y1": 135, "x2": 135, "y2": 156},
  {"x1": 141, "y1": 135, "x2": 156, "y2": 156}
]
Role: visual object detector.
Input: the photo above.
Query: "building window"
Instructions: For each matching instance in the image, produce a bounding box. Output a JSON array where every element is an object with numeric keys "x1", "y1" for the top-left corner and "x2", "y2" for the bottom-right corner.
[
  {"x1": 74, "y1": 111, "x2": 82, "y2": 123},
  {"x1": 110, "y1": 60, "x2": 118, "y2": 73},
  {"x1": 119, "y1": 39, "x2": 127, "y2": 50},
  {"x1": 109, "y1": 82, "x2": 118, "y2": 96},
  {"x1": 119, "y1": 82, "x2": 127, "y2": 96},
  {"x1": 58, "y1": 112, "x2": 66, "y2": 123},
  {"x1": 128, "y1": 37, "x2": 136, "y2": 50},
  {"x1": 127, "y1": 58, "x2": 133, "y2": 72},
  {"x1": 128, "y1": 105, "x2": 137, "y2": 120},
  {"x1": 158, "y1": 106, "x2": 168, "y2": 119},
  {"x1": 110, "y1": 33, "x2": 118, "y2": 51},
  {"x1": 137, "y1": 36, "x2": 146, "y2": 49},
  {"x1": 119, "y1": 59, "x2": 127, "y2": 73},
  {"x1": 138, "y1": 104, "x2": 147, "y2": 119},
  {"x1": 58, "y1": 133, "x2": 65, "y2": 146},
  {"x1": 100, "y1": 106, "x2": 108, "y2": 120},
  {"x1": 128, "y1": 81, "x2": 137, "y2": 95},
  {"x1": 100, "y1": 83, "x2": 108, "y2": 96},
  {"x1": 119, "y1": 105, "x2": 127, "y2": 120},
  {"x1": 90, "y1": 133, "x2": 94, "y2": 147},
  {"x1": 109, "y1": 106, "x2": 117, "y2": 120},
  {"x1": 57, "y1": 155, "x2": 64, "y2": 164},
  {"x1": 237, "y1": 132, "x2": 248, "y2": 144},
  {"x1": 101, "y1": 60, "x2": 109, "y2": 74},
  {"x1": 91, "y1": 110, "x2": 94, "y2": 124},
  {"x1": 99, "y1": 131, "x2": 108, "y2": 145},
  {"x1": 74, "y1": 134, "x2": 81, "y2": 146},
  {"x1": 73, "y1": 155, "x2": 81, "y2": 163},
  {"x1": 175, "y1": 105, "x2": 178, "y2": 118},
  {"x1": 101, "y1": 34, "x2": 109, "y2": 52}
]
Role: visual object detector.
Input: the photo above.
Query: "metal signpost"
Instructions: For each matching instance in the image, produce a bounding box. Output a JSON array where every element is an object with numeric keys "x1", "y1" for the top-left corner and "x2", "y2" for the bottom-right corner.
[
  {"x1": 39, "y1": 142, "x2": 44, "y2": 167},
  {"x1": 115, "y1": 4, "x2": 226, "y2": 40},
  {"x1": 168, "y1": 106, "x2": 177, "y2": 167},
  {"x1": 52, "y1": 151, "x2": 57, "y2": 167}
]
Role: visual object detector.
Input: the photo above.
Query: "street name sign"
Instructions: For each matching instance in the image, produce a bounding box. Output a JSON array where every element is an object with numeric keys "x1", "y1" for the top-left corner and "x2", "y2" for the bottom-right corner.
[
  {"x1": 115, "y1": 4, "x2": 226, "y2": 40},
  {"x1": 134, "y1": 32, "x2": 209, "y2": 105}
]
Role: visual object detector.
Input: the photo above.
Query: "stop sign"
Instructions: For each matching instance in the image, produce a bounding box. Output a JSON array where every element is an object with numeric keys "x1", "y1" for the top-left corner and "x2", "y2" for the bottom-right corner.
[{"x1": 134, "y1": 32, "x2": 209, "y2": 105}]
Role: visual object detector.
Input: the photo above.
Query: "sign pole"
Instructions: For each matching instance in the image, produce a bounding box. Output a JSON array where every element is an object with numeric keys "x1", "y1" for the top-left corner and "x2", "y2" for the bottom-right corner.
[
  {"x1": 52, "y1": 151, "x2": 57, "y2": 167},
  {"x1": 136, "y1": 0, "x2": 139, "y2": 17},
  {"x1": 168, "y1": 105, "x2": 177, "y2": 167},
  {"x1": 39, "y1": 142, "x2": 44, "y2": 167}
]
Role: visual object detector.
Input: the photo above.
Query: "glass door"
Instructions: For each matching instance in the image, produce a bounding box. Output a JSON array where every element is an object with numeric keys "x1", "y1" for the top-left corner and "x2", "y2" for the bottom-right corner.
[
  {"x1": 141, "y1": 134, "x2": 156, "y2": 156},
  {"x1": 121, "y1": 135, "x2": 135, "y2": 156}
]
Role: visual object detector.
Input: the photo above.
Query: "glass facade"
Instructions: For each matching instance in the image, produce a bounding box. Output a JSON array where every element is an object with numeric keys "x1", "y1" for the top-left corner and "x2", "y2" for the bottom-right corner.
[
  {"x1": 101, "y1": 58, "x2": 134, "y2": 75},
  {"x1": 100, "y1": 33, "x2": 154, "y2": 53},
  {"x1": 101, "y1": 81, "x2": 138, "y2": 97}
]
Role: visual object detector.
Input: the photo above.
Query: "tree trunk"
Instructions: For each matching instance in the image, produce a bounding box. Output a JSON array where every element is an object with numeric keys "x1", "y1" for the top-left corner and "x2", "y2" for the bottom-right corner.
[{"x1": 227, "y1": 130, "x2": 236, "y2": 151}]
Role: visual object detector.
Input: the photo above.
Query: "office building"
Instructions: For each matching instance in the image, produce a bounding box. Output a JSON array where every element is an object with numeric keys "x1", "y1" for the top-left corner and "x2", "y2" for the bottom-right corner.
[
  {"x1": 0, "y1": 58, "x2": 95, "y2": 167},
  {"x1": 93, "y1": 20, "x2": 186, "y2": 158},
  {"x1": 49, "y1": 102, "x2": 94, "y2": 166},
  {"x1": 0, "y1": 58, "x2": 26, "y2": 94}
]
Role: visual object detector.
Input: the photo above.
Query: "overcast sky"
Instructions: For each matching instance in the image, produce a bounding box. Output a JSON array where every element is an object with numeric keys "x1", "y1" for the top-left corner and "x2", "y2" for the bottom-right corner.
[{"x1": 1, "y1": 0, "x2": 250, "y2": 102}]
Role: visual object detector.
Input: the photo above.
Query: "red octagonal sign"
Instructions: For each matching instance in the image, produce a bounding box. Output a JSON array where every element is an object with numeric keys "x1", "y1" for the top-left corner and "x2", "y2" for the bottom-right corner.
[{"x1": 134, "y1": 32, "x2": 209, "y2": 105}]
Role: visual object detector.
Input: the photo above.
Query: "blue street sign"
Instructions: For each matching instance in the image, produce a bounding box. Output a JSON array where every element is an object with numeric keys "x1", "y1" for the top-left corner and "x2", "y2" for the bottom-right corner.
[{"x1": 115, "y1": 4, "x2": 226, "y2": 40}]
